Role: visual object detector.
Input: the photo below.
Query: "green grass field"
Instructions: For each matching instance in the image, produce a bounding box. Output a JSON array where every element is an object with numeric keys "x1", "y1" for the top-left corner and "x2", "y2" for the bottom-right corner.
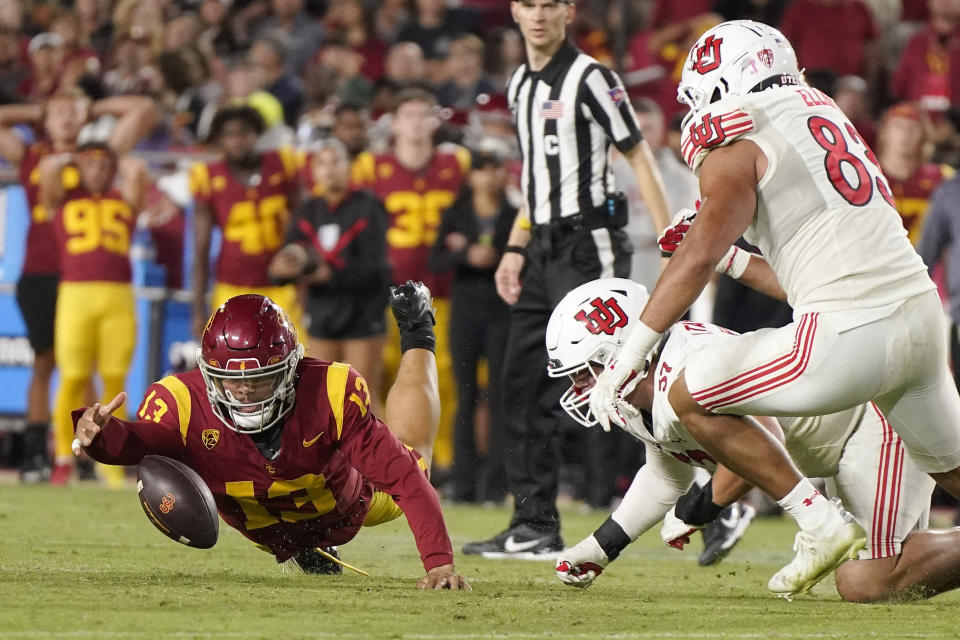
[{"x1": 1, "y1": 484, "x2": 958, "y2": 640}]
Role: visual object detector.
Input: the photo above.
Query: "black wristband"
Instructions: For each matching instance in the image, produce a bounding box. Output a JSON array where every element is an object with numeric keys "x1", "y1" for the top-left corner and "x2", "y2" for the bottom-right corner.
[
  {"x1": 504, "y1": 245, "x2": 526, "y2": 256},
  {"x1": 674, "y1": 479, "x2": 724, "y2": 526},
  {"x1": 593, "y1": 517, "x2": 632, "y2": 561}
]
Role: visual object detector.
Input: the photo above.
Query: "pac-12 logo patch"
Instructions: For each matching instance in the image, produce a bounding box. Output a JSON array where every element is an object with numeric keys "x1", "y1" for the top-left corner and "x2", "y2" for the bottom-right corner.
[
  {"x1": 574, "y1": 297, "x2": 628, "y2": 335},
  {"x1": 757, "y1": 48, "x2": 774, "y2": 68},
  {"x1": 692, "y1": 35, "x2": 723, "y2": 74},
  {"x1": 202, "y1": 428, "x2": 220, "y2": 450}
]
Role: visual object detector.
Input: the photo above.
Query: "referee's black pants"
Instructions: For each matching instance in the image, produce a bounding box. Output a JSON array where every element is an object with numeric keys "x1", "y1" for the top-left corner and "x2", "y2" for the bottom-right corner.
[{"x1": 503, "y1": 223, "x2": 632, "y2": 532}]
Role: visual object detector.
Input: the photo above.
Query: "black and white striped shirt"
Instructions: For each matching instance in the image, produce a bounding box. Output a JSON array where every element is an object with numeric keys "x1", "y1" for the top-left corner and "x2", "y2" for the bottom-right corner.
[{"x1": 507, "y1": 41, "x2": 643, "y2": 225}]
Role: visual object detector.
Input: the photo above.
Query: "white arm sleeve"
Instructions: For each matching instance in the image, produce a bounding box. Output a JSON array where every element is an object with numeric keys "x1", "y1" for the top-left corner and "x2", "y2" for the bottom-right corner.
[{"x1": 611, "y1": 443, "x2": 698, "y2": 540}]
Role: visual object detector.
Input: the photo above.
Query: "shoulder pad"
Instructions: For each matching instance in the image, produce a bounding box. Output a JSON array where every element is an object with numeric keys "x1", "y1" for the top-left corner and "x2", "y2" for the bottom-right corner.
[{"x1": 680, "y1": 105, "x2": 755, "y2": 173}]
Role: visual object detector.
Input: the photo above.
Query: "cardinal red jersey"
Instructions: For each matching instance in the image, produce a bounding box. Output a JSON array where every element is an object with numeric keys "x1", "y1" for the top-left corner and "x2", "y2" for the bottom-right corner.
[
  {"x1": 189, "y1": 148, "x2": 300, "y2": 287},
  {"x1": 351, "y1": 147, "x2": 470, "y2": 296},
  {"x1": 53, "y1": 184, "x2": 135, "y2": 283},
  {"x1": 19, "y1": 143, "x2": 79, "y2": 275},
  {"x1": 889, "y1": 163, "x2": 954, "y2": 246},
  {"x1": 75, "y1": 358, "x2": 453, "y2": 569}
]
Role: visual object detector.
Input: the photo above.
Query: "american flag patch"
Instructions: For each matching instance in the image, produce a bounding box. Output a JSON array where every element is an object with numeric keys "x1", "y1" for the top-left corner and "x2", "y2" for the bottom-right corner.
[
  {"x1": 608, "y1": 87, "x2": 625, "y2": 106},
  {"x1": 541, "y1": 100, "x2": 564, "y2": 119}
]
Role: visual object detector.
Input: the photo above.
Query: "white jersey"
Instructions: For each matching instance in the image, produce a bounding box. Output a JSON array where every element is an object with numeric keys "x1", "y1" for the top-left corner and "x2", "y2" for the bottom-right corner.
[
  {"x1": 632, "y1": 321, "x2": 858, "y2": 479},
  {"x1": 610, "y1": 321, "x2": 933, "y2": 558},
  {"x1": 680, "y1": 86, "x2": 934, "y2": 318}
]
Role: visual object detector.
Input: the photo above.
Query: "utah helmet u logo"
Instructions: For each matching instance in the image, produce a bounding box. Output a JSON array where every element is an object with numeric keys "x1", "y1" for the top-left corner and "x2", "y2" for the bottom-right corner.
[
  {"x1": 574, "y1": 297, "x2": 628, "y2": 335},
  {"x1": 692, "y1": 35, "x2": 723, "y2": 74}
]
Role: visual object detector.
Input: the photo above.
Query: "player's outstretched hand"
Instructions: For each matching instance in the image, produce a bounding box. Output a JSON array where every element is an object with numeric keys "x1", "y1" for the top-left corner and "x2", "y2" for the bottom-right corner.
[
  {"x1": 494, "y1": 251, "x2": 524, "y2": 305},
  {"x1": 555, "y1": 535, "x2": 610, "y2": 589},
  {"x1": 589, "y1": 363, "x2": 641, "y2": 431},
  {"x1": 658, "y1": 207, "x2": 698, "y2": 257},
  {"x1": 72, "y1": 392, "x2": 126, "y2": 455},
  {"x1": 417, "y1": 564, "x2": 471, "y2": 591}
]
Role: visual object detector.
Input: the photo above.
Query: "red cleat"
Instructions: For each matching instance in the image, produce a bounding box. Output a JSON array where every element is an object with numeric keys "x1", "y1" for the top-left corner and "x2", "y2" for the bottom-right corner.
[{"x1": 49, "y1": 462, "x2": 74, "y2": 486}]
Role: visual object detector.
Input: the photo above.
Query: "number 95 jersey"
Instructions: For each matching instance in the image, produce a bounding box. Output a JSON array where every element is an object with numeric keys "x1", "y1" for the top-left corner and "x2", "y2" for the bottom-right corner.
[{"x1": 681, "y1": 85, "x2": 934, "y2": 317}]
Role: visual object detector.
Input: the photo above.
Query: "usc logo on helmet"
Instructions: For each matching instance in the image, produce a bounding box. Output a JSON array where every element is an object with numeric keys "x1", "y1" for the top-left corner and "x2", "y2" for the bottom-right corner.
[
  {"x1": 692, "y1": 35, "x2": 723, "y2": 74},
  {"x1": 574, "y1": 297, "x2": 628, "y2": 335}
]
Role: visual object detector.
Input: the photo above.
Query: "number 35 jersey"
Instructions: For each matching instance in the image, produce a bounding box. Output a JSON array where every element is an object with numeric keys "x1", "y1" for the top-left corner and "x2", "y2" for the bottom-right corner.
[
  {"x1": 189, "y1": 148, "x2": 300, "y2": 288},
  {"x1": 74, "y1": 358, "x2": 453, "y2": 569},
  {"x1": 351, "y1": 146, "x2": 469, "y2": 297},
  {"x1": 681, "y1": 86, "x2": 933, "y2": 318}
]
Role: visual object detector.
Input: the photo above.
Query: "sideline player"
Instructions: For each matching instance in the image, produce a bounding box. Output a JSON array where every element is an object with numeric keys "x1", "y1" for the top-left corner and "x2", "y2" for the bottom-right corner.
[
  {"x1": 553, "y1": 279, "x2": 960, "y2": 602},
  {"x1": 589, "y1": 20, "x2": 960, "y2": 595},
  {"x1": 40, "y1": 141, "x2": 148, "y2": 485},
  {"x1": 72, "y1": 285, "x2": 470, "y2": 590},
  {"x1": 189, "y1": 105, "x2": 303, "y2": 339},
  {"x1": 0, "y1": 91, "x2": 156, "y2": 481},
  {"x1": 351, "y1": 88, "x2": 470, "y2": 472}
]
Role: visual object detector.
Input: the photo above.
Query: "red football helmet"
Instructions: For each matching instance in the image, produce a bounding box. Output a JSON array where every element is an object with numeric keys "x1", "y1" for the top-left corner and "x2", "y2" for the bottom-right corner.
[{"x1": 197, "y1": 295, "x2": 303, "y2": 434}]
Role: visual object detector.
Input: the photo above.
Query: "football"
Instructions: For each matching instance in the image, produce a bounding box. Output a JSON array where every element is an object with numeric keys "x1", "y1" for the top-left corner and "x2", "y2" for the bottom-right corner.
[{"x1": 136, "y1": 455, "x2": 219, "y2": 549}]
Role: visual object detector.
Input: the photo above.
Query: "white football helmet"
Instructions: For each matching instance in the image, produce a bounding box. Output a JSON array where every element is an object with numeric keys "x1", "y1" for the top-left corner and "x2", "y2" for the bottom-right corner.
[
  {"x1": 677, "y1": 20, "x2": 802, "y2": 118},
  {"x1": 546, "y1": 278, "x2": 650, "y2": 428}
]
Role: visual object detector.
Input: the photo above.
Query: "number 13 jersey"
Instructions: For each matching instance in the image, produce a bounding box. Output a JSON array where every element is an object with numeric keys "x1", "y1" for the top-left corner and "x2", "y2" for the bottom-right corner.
[{"x1": 681, "y1": 85, "x2": 934, "y2": 317}]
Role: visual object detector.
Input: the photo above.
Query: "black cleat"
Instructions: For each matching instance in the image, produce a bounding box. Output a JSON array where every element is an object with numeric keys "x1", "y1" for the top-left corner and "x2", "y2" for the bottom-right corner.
[
  {"x1": 698, "y1": 503, "x2": 756, "y2": 566},
  {"x1": 389, "y1": 281, "x2": 436, "y2": 353},
  {"x1": 291, "y1": 547, "x2": 343, "y2": 575},
  {"x1": 19, "y1": 454, "x2": 51, "y2": 484},
  {"x1": 463, "y1": 524, "x2": 564, "y2": 560}
]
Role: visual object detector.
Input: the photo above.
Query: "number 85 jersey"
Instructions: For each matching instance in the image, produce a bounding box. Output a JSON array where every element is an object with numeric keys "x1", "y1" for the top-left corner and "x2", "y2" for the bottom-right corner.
[{"x1": 681, "y1": 85, "x2": 934, "y2": 317}]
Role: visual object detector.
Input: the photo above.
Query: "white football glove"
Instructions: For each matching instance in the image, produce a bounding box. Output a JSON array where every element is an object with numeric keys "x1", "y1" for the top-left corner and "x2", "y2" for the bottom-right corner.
[
  {"x1": 660, "y1": 506, "x2": 703, "y2": 551},
  {"x1": 555, "y1": 535, "x2": 610, "y2": 589},
  {"x1": 590, "y1": 321, "x2": 663, "y2": 431}
]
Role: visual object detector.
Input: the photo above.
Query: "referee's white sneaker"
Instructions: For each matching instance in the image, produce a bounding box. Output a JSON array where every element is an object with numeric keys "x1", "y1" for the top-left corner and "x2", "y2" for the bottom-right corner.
[{"x1": 767, "y1": 502, "x2": 866, "y2": 597}]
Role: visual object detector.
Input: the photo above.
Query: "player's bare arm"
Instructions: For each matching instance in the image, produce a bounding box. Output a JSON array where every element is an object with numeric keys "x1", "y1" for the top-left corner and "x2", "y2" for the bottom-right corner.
[
  {"x1": 622, "y1": 140, "x2": 671, "y2": 234},
  {"x1": 191, "y1": 202, "x2": 214, "y2": 337},
  {"x1": 494, "y1": 207, "x2": 531, "y2": 305},
  {"x1": 120, "y1": 156, "x2": 150, "y2": 212},
  {"x1": 640, "y1": 141, "x2": 762, "y2": 333},
  {"x1": 37, "y1": 152, "x2": 72, "y2": 213},
  {"x1": 0, "y1": 103, "x2": 41, "y2": 167},
  {"x1": 95, "y1": 95, "x2": 159, "y2": 156}
]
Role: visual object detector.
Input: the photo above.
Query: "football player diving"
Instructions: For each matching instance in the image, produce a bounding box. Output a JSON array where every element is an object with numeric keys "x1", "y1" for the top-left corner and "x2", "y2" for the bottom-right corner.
[
  {"x1": 72, "y1": 283, "x2": 470, "y2": 590},
  {"x1": 550, "y1": 278, "x2": 960, "y2": 601}
]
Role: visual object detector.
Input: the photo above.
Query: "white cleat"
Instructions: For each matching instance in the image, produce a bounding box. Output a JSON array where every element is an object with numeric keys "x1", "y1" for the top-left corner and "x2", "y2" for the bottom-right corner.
[{"x1": 767, "y1": 507, "x2": 866, "y2": 597}]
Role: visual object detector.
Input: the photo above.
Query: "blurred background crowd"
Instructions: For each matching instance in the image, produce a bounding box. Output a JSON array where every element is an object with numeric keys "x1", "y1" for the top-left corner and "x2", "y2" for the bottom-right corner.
[{"x1": 2, "y1": 0, "x2": 960, "y2": 520}]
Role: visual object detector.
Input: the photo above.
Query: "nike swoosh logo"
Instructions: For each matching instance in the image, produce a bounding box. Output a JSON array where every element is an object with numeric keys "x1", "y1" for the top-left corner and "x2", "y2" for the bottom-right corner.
[
  {"x1": 719, "y1": 513, "x2": 739, "y2": 528},
  {"x1": 302, "y1": 432, "x2": 323, "y2": 448},
  {"x1": 503, "y1": 536, "x2": 544, "y2": 553}
]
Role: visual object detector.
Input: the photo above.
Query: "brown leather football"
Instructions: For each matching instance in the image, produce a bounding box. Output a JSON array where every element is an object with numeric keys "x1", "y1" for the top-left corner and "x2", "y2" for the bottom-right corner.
[{"x1": 137, "y1": 455, "x2": 219, "y2": 549}]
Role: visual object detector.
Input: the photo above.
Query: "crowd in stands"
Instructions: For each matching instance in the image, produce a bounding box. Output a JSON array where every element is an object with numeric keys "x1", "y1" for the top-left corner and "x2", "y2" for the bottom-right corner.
[{"x1": 3, "y1": 0, "x2": 960, "y2": 511}]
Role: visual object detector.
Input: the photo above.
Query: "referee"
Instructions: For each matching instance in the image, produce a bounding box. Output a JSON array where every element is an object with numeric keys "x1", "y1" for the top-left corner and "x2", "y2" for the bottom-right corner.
[{"x1": 464, "y1": 0, "x2": 671, "y2": 557}]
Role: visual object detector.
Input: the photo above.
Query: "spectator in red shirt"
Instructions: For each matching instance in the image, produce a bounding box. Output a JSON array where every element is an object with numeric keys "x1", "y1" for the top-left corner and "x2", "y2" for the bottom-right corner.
[
  {"x1": 20, "y1": 33, "x2": 64, "y2": 101},
  {"x1": 779, "y1": 0, "x2": 879, "y2": 79},
  {"x1": 891, "y1": 0, "x2": 960, "y2": 113}
]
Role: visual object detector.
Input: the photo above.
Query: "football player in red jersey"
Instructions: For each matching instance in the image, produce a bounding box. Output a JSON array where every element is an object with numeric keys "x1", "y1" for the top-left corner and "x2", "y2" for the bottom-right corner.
[
  {"x1": 0, "y1": 90, "x2": 156, "y2": 482},
  {"x1": 40, "y1": 141, "x2": 149, "y2": 486},
  {"x1": 877, "y1": 103, "x2": 954, "y2": 247},
  {"x1": 71, "y1": 285, "x2": 470, "y2": 589},
  {"x1": 352, "y1": 88, "x2": 471, "y2": 472},
  {"x1": 189, "y1": 105, "x2": 303, "y2": 339}
]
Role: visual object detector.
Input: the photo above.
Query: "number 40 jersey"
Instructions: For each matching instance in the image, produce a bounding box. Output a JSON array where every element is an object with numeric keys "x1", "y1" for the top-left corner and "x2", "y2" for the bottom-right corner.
[{"x1": 681, "y1": 85, "x2": 934, "y2": 318}]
